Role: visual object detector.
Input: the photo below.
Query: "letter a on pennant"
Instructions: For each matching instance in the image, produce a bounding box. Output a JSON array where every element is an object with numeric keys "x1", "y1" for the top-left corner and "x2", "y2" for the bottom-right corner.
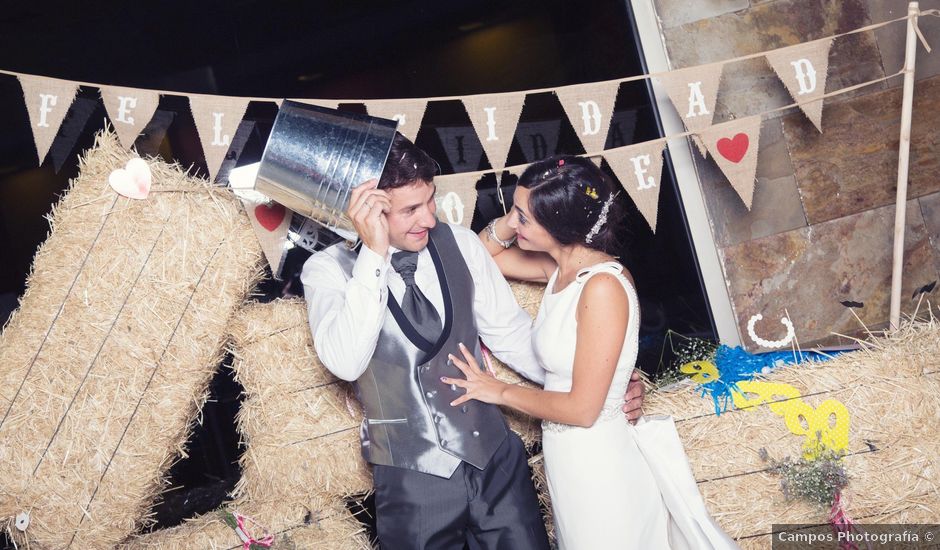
[
  {"x1": 765, "y1": 37, "x2": 832, "y2": 132},
  {"x1": 699, "y1": 115, "x2": 763, "y2": 209},
  {"x1": 462, "y1": 92, "x2": 526, "y2": 170},
  {"x1": 17, "y1": 74, "x2": 79, "y2": 164},
  {"x1": 556, "y1": 80, "x2": 620, "y2": 156},
  {"x1": 605, "y1": 141, "x2": 666, "y2": 232},
  {"x1": 657, "y1": 62, "x2": 723, "y2": 136},
  {"x1": 100, "y1": 86, "x2": 160, "y2": 150},
  {"x1": 189, "y1": 95, "x2": 250, "y2": 182}
]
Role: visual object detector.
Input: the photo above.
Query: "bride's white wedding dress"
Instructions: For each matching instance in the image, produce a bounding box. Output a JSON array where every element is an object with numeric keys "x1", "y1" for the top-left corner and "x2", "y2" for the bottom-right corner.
[{"x1": 533, "y1": 262, "x2": 736, "y2": 550}]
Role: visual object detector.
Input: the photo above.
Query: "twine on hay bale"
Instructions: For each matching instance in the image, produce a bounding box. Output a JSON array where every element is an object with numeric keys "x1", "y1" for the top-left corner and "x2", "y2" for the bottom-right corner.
[
  {"x1": 645, "y1": 312, "x2": 940, "y2": 548},
  {"x1": 0, "y1": 130, "x2": 264, "y2": 548}
]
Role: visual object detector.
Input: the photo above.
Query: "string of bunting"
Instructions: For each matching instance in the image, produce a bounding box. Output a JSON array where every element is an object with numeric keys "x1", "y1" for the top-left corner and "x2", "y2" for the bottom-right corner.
[{"x1": 3, "y1": 10, "x2": 935, "y2": 238}]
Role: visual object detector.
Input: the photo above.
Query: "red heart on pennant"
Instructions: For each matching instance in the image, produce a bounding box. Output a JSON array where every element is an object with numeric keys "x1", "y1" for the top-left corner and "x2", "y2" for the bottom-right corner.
[
  {"x1": 254, "y1": 202, "x2": 287, "y2": 231},
  {"x1": 716, "y1": 133, "x2": 749, "y2": 163}
]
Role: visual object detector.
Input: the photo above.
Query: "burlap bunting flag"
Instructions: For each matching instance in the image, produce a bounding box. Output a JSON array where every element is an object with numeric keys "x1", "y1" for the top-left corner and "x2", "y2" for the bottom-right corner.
[
  {"x1": 243, "y1": 198, "x2": 292, "y2": 278},
  {"x1": 658, "y1": 63, "x2": 723, "y2": 154},
  {"x1": 436, "y1": 126, "x2": 485, "y2": 173},
  {"x1": 516, "y1": 120, "x2": 561, "y2": 163},
  {"x1": 17, "y1": 74, "x2": 79, "y2": 164},
  {"x1": 462, "y1": 91, "x2": 526, "y2": 170},
  {"x1": 434, "y1": 173, "x2": 479, "y2": 228},
  {"x1": 556, "y1": 80, "x2": 620, "y2": 155},
  {"x1": 189, "y1": 95, "x2": 250, "y2": 182},
  {"x1": 100, "y1": 86, "x2": 160, "y2": 150},
  {"x1": 365, "y1": 98, "x2": 428, "y2": 142},
  {"x1": 765, "y1": 37, "x2": 832, "y2": 132},
  {"x1": 606, "y1": 141, "x2": 666, "y2": 233},
  {"x1": 699, "y1": 115, "x2": 763, "y2": 209}
]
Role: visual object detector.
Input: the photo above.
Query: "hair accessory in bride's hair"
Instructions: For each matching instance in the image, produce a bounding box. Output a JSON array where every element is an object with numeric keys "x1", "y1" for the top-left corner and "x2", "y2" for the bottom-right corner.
[
  {"x1": 584, "y1": 186, "x2": 599, "y2": 200},
  {"x1": 558, "y1": 158, "x2": 565, "y2": 167},
  {"x1": 585, "y1": 192, "x2": 617, "y2": 245}
]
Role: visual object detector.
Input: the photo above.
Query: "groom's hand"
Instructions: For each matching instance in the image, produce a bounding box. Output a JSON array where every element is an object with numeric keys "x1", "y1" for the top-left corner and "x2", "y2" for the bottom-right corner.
[{"x1": 622, "y1": 370, "x2": 645, "y2": 424}]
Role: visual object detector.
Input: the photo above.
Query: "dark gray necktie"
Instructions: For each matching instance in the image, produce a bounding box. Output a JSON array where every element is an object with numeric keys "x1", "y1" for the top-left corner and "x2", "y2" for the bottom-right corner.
[{"x1": 391, "y1": 250, "x2": 443, "y2": 345}]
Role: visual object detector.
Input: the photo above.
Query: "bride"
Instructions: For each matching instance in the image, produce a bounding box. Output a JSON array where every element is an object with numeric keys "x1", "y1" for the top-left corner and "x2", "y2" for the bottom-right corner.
[{"x1": 442, "y1": 155, "x2": 736, "y2": 549}]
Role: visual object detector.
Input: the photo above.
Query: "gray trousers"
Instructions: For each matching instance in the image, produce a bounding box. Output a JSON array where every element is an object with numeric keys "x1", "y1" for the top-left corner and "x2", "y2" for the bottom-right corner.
[{"x1": 373, "y1": 433, "x2": 550, "y2": 550}]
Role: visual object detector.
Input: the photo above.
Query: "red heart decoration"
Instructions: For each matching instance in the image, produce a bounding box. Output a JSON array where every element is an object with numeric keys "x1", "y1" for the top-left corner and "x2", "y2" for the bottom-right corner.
[
  {"x1": 254, "y1": 202, "x2": 287, "y2": 231},
  {"x1": 716, "y1": 133, "x2": 749, "y2": 163}
]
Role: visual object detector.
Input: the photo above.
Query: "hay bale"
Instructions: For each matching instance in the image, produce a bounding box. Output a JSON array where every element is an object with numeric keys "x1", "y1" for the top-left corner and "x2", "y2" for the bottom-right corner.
[
  {"x1": 0, "y1": 130, "x2": 264, "y2": 548},
  {"x1": 121, "y1": 497, "x2": 370, "y2": 550},
  {"x1": 645, "y1": 316, "x2": 940, "y2": 542},
  {"x1": 129, "y1": 282, "x2": 551, "y2": 547},
  {"x1": 126, "y1": 299, "x2": 371, "y2": 548}
]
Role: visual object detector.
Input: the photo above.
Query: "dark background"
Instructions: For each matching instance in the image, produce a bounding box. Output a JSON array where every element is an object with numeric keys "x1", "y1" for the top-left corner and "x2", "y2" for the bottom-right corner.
[{"x1": 0, "y1": 0, "x2": 716, "y2": 540}]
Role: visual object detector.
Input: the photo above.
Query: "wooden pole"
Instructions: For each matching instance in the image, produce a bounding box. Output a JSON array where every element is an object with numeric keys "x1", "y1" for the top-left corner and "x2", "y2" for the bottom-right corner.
[{"x1": 889, "y1": 2, "x2": 920, "y2": 329}]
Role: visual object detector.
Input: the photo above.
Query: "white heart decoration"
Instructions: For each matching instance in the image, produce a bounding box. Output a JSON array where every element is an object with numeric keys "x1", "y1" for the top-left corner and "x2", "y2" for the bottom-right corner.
[{"x1": 109, "y1": 157, "x2": 152, "y2": 199}]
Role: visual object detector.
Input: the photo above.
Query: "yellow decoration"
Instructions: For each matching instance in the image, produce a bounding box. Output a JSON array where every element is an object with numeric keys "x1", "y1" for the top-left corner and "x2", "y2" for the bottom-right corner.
[
  {"x1": 679, "y1": 361, "x2": 720, "y2": 384},
  {"x1": 731, "y1": 380, "x2": 850, "y2": 459}
]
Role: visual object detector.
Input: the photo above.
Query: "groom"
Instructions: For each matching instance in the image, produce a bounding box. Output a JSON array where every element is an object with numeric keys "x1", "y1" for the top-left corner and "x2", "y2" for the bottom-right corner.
[{"x1": 301, "y1": 134, "x2": 644, "y2": 549}]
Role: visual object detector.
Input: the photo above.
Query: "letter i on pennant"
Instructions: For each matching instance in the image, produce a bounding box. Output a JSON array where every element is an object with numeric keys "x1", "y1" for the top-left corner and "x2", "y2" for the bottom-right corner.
[{"x1": 462, "y1": 92, "x2": 526, "y2": 170}]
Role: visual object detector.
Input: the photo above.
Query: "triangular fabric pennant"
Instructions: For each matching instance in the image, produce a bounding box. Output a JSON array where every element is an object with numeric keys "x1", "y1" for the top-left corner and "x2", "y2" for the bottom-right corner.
[
  {"x1": 657, "y1": 62, "x2": 723, "y2": 151},
  {"x1": 516, "y1": 120, "x2": 561, "y2": 163},
  {"x1": 699, "y1": 115, "x2": 763, "y2": 209},
  {"x1": 242, "y1": 197, "x2": 292, "y2": 279},
  {"x1": 17, "y1": 74, "x2": 79, "y2": 164},
  {"x1": 765, "y1": 37, "x2": 832, "y2": 132},
  {"x1": 462, "y1": 91, "x2": 526, "y2": 170},
  {"x1": 100, "y1": 86, "x2": 160, "y2": 149},
  {"x1": 556, "y1": 80, "x2": 620, "y2": 155},
  {"x1": 189, "y1": 94, "x2": 250, "y2": 182},
  {"x1": 435, "y1": 126, "x2": 485, "y2": 173},
  {"x1": 606, "y1": 141, "x2": 666, "y2": 233},
  {"x1": 434, "y1": 173, "x2": 479, "y2": 228},
  {"x1": 365, "y1": 98, "x2": 429, "y2": 142}
]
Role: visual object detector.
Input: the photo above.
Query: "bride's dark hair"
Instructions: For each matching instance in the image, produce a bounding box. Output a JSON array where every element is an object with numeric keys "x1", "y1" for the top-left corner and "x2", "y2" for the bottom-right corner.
[{"x1": 516, "y1": 155, "x2": 625, "y2": 255}]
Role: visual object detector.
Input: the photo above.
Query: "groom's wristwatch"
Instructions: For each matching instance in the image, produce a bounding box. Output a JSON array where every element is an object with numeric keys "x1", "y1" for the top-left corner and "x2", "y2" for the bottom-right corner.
[{"x1": 486, "y1": 219, "x2": 516, "y2": 248}]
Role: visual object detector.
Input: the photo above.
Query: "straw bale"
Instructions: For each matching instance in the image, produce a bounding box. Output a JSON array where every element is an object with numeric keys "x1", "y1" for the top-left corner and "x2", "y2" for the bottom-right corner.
[
  {"x1": 645, "y1": 315, "x2": 940, "y2": 540},
  {"x1": 126, "y1": 299, "x2": 369, "y2": 548},
  {"x1": 129, "y1": 283, "x2": 552, "y2": 547},
  {"x1": 0, "y1": 131, "x2": 264, "y2": 548}
]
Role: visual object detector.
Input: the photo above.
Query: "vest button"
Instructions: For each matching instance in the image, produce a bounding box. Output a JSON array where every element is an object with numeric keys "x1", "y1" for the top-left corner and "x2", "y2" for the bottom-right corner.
[
  {"x1": 472, "y1": 430, "x2": 480, "y2": 437},
  {"x1": 461, "y1": 405, "x2": 469, "y2": 413},
  {"x1": 425, "y1": 390, "x2": 437, "y2": 398},
  {"x1": 434, "y1": 413, "x2": 443, "y2": 424},
  {"x1": 440, "y1": 439, "x2": 448, "y2": 448},
  {"x1": 420, "y1": 366, "x2": 430, "y2": 373},
  {"x1": 450, "y1": 383, "x2": 458, "y2": 391}
]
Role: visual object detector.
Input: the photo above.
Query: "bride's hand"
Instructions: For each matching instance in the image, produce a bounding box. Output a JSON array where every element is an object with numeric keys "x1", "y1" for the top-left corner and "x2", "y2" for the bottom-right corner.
[{"x1": 442, "y1": 342, "x2": 507, "y2": 407}]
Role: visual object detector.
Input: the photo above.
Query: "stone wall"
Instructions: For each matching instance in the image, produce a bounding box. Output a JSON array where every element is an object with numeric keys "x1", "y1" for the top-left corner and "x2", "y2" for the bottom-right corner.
[{"x1": 651, "y1": 0, "x2": 940, "y2": 349}]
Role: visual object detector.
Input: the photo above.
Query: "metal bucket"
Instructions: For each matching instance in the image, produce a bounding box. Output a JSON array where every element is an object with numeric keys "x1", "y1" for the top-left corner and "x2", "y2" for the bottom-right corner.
[{"x1": 253, "y1": 100, "x2": 398, "y2": 240}]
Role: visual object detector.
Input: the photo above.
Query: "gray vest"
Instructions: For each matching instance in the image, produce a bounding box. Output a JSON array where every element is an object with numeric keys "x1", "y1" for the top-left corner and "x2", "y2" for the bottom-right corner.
[{"x1": 325, "y1": 223, "x2": 509, "y2": 478}]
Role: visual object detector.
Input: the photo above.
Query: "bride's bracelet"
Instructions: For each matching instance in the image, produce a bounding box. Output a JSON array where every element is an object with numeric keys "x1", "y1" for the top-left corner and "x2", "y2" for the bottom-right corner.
[{"x1": 486, "y1": 218, "x2": 516, "y2": 248}]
